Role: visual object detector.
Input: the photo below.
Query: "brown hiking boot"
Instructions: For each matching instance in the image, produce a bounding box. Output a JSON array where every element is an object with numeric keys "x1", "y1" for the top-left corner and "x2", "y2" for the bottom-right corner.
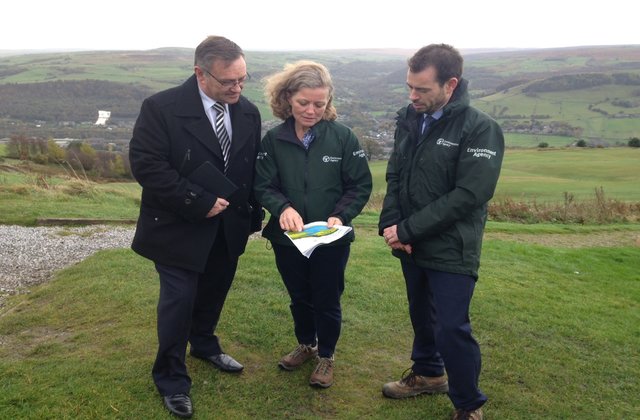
[
  {"x1": 309, "y1": 357, "x2": 334, "y2": 388},
  {"x1": 382, "y1": 369, "x2": 449, "y2": 399},
  {"x1": 278, "y1": 344, "x2": 318, "y2": 371},
  {"x1": 452, "y1": 407, "x2": 484, "y2": 420}
]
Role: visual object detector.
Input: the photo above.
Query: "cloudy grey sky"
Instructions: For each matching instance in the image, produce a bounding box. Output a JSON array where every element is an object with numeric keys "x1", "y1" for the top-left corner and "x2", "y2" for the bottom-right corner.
[{"x1": 2, "y1": 0, "x2": 637, "y2": 52}]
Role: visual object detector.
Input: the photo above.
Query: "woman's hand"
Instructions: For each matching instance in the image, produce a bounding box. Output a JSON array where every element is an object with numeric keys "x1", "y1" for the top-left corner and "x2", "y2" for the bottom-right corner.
[{"x1": 279, "y1": 207, "x2": 304, "y2": 232}]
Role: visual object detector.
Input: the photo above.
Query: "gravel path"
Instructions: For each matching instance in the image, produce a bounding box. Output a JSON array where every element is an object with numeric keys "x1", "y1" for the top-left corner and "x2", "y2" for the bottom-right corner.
[{"x1": 0, "y1": 225, "x2": 135, "y2": 307}]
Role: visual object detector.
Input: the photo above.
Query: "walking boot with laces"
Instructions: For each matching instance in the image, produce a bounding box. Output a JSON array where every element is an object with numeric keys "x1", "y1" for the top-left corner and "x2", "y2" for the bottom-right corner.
[
  {"x1": 278, "y1": 344, "x2": 318, "y2": 371},
  {"x1": 382, "y1": 368, "x2": 449, "y2": 398},
  {"x1": 452, "y1": 407, "x2": 483, "y2": 420},
  {"x1": 309, "y1": 356, "x2": 334, "y2": 388}
]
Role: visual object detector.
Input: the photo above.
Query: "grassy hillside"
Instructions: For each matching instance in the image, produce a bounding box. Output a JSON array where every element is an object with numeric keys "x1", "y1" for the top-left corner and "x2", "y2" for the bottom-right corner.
[
  {"x1": 0, "y1": 226, "x2": 638, "y2": 418},
  {"x1": 464, "y1": 45, "x2": 640, "y2": 86},
  {"x1": 1, "y1": 45, "x2": 639, "y2": 145},
  {"x1": 474, "y1": 83, "x2": 640, "y2": 144},
  {"x1": 0, "y1": 48, "x2": 195, "y2": 89}
]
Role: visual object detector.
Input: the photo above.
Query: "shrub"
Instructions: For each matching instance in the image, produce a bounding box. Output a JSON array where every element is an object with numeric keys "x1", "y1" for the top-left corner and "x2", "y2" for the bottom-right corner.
[
  {"x1": 538, "y1": 142, "x2": 549, "y2": 148},
  {"x1": 32, "y1": 153, "x2": 49, "y2": 165},
  {"x1": 488, "y1": 188, "x2": 640, "y2": 224},
  {"x1": 629, "y1": 137, "x2": 640, "y2": 148}
]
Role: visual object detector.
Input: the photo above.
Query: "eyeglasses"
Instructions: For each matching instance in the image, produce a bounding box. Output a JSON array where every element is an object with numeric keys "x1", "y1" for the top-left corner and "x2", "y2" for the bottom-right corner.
[{"x1": 202, "y1": 68, "x2": 251, "y2": 88}]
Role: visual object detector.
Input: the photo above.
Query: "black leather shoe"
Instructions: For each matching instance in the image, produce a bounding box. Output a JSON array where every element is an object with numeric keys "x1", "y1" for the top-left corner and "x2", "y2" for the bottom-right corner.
[
  {"x1": 162, "y1": 393, "x2": 193, "y2": 418},
  {"x1": 193, "y1": 352, "x2": 244, "y2": 372}
]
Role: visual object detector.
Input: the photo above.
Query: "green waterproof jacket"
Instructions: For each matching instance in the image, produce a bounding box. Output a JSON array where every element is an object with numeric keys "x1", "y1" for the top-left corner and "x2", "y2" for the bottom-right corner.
[
  {"x1": 254, "y1": 117, "x2": 372, "y2": 246},
  {"x1": 378, "y1": 79, "x2": 504, "y2": 278}
]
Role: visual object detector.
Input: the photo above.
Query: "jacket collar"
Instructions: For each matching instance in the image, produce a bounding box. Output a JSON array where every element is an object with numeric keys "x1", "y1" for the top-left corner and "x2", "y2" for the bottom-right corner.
[
  {"x1": 177, "y1": 75, "x2": 258, "y2": 163},
  {"x1": 276, "y1": 117, "x2": 328, "y2": 146}
]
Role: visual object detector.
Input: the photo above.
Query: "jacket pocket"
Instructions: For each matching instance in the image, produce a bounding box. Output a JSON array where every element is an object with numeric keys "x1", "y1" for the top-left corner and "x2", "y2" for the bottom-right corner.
[
  {"x1": 455, "y1": 219, "x2": 480, "y2": 265},
  {"x1": 140, "y1": 205, "x2": 179, "y2": 223}
]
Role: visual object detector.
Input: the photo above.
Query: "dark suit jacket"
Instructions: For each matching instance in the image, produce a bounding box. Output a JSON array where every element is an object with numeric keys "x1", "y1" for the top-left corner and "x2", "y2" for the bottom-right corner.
[{"x1": 129, "y1": 75, "x2": 262, "y2": 272}]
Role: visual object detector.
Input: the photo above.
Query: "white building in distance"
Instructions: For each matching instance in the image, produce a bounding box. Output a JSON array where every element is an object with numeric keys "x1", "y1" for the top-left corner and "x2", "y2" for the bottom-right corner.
[{"x1": 95, "y1": 110, "x2": 111, "y2": 125}]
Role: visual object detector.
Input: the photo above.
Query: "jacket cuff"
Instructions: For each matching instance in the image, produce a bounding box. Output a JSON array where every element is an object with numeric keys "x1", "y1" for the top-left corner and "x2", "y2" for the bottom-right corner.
[
  {"x1": 180, "y1": 190, "x2": 216, "y2": 222},
  {"x1": 397, "y1": 220, "x2": 413, "y2": 244}
]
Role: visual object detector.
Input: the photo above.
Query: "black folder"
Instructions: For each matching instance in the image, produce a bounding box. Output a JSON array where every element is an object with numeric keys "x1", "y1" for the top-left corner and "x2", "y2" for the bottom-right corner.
[{"x1": 187, "y1": 161, "x2": 238, "y2": 199}]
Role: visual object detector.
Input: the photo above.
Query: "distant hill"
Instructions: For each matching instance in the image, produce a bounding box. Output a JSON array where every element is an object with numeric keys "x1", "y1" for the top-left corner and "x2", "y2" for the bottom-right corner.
[{"x1": 1, "y1": 45, "x2": 639, "y2": 147}]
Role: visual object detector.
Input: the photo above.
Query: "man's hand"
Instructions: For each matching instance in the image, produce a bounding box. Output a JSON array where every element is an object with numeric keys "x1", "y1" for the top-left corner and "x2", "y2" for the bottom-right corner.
[
  {"x1": 206, "y1": 197, "x2": 230, "y2": 218},
  {"x1": 383, "y1": 225, "x2": 412, "y2": 254}
]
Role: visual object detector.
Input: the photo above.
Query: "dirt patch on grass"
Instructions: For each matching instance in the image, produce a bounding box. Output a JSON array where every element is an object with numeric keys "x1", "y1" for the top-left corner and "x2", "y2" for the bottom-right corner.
[
  {"x1": 0, "y1": 327, "x2": 74, "y2": 360},
  {"x1": 485, "y1": 231, "x2": 640, "y2": 248}
]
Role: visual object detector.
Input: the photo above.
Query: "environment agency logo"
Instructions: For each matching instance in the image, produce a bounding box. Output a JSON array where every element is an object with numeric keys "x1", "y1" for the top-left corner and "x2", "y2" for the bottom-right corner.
[
  {"x1": 322, "y1": 155, "x2": 342, "y2": 163},
  {"x1": 436, "y1": 138, "x2": 459, "y2": 147}
]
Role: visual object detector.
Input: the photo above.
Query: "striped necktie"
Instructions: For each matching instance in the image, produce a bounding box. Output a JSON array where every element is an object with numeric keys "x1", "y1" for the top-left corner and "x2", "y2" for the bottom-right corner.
[{"x1": 213, "y1": 102, "x2": 231, "y2": 173}]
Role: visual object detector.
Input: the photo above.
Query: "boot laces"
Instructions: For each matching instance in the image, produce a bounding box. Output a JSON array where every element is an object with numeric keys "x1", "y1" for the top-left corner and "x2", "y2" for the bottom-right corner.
[
  {"x1": 314, "y1": 357, "x2": 333, "y2": 375},
  {"x1": 399, "y1": 368, "x2": 419, "y2": 387}
]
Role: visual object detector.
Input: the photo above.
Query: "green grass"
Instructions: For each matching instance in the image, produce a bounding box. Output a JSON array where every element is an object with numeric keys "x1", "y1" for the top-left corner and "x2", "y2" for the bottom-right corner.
[
  {"x1": 370, "y1": 147, "x2": 640, "y2": 204},
  {"x1": 0, "y1": 226, "x2": 638, "y2": 418},
  {"x1": 0, "y1": 161, "x2": 141, "y2": 224},
  {"x1": 502, "y1": 133, "x2": 577, "y2": 148},
  {"x1": 495, "y1": 148, "x2": 640, "y2": 202},
  {"x1": 484, "y1": 221, "x2": 640, "y2": 234},
  {"x1": 0, "y1": 179, "x2": 140, "y2": 225}
]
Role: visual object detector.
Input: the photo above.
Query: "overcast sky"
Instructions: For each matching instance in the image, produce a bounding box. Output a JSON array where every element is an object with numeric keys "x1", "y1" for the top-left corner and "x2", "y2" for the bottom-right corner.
[{"x1": 2, "y1": 0, "x2": 637, "y2": 52}]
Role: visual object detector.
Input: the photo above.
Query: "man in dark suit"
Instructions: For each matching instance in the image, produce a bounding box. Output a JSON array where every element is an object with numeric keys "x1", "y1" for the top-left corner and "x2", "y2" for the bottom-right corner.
[{"x1": 129, "y1": 36, "x2": 262, "y2": 418}]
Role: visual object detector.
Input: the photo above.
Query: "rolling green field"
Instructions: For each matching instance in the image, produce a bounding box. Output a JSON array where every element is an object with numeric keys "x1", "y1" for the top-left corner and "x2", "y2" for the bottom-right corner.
[
  {"x1": 2, "y1": 45, "x2": 640, "y2": 145},
  {"x1": 0, "y1": 49, "x2": 195, "y2": 90},
  {"x1": 474, "y1": 84, "x2": 640, "y2": 143},
  {"x1": 495, "y1": 148, "x2": 640, "y2": 202}
]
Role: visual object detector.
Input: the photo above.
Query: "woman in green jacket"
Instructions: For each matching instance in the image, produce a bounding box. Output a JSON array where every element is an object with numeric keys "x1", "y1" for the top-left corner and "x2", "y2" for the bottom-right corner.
[{"x1": 254, "y1": 60, "x2": 372, "y2": 388}]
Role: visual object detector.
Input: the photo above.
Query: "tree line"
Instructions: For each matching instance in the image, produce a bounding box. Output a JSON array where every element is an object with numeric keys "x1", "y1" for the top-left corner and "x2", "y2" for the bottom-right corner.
[
  {"x1": 523, "y1": 72, "x2": 640, "y2": 93},
  {"x1": 5, "y1": 135, "x2": 131, "y2": 179}
]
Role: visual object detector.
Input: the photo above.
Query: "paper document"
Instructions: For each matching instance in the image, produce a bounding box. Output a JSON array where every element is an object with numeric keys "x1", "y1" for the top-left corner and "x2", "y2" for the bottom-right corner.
[{"x1": 284, "y1": 221, "x2": 352, "y2": 258}]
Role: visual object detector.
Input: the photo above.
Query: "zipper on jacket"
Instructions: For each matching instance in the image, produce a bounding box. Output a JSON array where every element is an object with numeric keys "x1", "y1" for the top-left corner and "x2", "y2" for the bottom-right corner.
[{"x1": 303, "y1": 147, "x2": 309, "y2": 222}]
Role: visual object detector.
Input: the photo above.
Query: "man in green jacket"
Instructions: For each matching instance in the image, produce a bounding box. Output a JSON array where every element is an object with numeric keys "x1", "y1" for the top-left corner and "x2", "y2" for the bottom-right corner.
[{"x1": 379, "y1": 44, "x2": 504, "y2": 420}]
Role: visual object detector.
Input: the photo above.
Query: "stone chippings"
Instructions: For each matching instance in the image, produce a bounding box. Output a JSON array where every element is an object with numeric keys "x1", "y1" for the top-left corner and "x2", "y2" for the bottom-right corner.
[{"x1": 0, "y1": 225, "x2": 135, "y2": 307}]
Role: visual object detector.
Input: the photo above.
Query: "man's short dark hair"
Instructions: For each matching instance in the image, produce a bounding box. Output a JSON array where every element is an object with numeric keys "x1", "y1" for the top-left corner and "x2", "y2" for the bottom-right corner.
[
  {"x1": 408, "y1": 44, "x2": 463, "y2": 86},
  {"x1": 195, "y1": 36, "x2": 244, "y2": 69}
]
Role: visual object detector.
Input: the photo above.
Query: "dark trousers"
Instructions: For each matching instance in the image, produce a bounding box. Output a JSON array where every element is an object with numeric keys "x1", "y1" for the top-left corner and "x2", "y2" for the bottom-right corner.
[
  {"x1": 401, "y1": 261, "x2": 487, "y2": 411},
  {"x1": 272, "y1": 243, "x2": 350, "y2": 358},
  {"x1": 152, "y1": 229, "x2": 238, "y2": 396}
]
